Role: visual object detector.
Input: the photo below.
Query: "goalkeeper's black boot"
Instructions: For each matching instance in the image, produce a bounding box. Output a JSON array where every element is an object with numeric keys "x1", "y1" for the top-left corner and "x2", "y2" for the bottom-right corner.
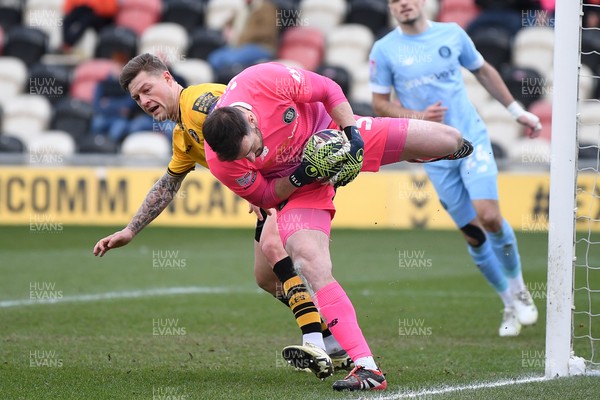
[
  {"x1": 408, "y1": 138, "x2": 474, "y2": 163},
  {"x1": 332, "y1": 366, "x2": 387, "y2": 391}
]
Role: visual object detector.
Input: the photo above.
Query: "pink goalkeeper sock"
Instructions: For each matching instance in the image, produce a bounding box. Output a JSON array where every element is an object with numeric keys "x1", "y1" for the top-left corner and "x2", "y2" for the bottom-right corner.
[{"x1": 314, "y1": 281, "x2": 372, "y2": 361}]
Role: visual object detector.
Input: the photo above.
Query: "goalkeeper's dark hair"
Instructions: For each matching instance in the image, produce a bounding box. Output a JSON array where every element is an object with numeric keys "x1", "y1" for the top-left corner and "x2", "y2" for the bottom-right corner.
[
  {"x1": 119, "y1": 53, "x2": 169, "y2": 92},
  {"x1": 203, "y1": 107, "x2": 250, "y2": 161}
]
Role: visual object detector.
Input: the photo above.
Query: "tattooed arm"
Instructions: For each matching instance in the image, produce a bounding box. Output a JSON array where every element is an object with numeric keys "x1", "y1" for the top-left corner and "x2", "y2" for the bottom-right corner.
[{"x1": 93, "y1": 172, "x2": 186, "y2": 257}]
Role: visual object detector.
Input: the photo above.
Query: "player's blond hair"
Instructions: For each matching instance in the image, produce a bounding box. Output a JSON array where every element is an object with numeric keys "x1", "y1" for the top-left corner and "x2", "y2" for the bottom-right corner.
[{"x1": 119, "y1": 53, "x2": 168, "y2": 92}]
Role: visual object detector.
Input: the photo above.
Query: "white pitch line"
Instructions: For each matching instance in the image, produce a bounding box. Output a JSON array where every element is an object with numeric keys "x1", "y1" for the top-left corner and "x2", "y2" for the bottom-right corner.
[
  {"x1": 0, "y1": 286, "x2": 260, "y2": 308},
  {"x1": 366, "y1": 375, "x2": 547, "y2": 399},
  {"x1": 1, "y1": 287, "x2": 495, "y2": 309}
]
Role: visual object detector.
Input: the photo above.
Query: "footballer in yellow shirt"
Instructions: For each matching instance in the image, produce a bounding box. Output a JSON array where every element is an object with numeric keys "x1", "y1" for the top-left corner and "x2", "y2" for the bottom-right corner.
[{"x1": 167, "y1": 83, "x2": 223, "y2": 175}]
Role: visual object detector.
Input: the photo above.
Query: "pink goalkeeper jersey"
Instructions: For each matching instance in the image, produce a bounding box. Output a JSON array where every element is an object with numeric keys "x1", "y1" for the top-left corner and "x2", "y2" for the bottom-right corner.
[{"x1": 205, "y1": 62, "x2": 348, "y2": 210}]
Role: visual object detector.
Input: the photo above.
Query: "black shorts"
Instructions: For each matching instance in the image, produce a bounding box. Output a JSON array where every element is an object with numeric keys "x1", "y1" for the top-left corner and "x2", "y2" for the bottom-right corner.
[{"x1": 254, "y1": 208, "x2": 269, "y2": 242}]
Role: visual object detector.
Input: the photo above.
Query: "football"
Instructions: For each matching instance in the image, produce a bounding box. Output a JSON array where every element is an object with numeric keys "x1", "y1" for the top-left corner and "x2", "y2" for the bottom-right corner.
[{"x1": 302, "y1": 129, "x2": 350, "y2": 179}]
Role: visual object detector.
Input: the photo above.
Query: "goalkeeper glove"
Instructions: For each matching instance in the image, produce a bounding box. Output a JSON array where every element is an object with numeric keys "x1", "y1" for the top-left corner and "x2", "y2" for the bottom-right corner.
[
  {"x1": 289, "y1": 132, "x2": 347, "y2": 188},
  {"x1": 328, "y1": 126, "x2": 364, "y2": 188},
  {"x1": 289, "y1": 160, "x2": 320, "y2": 187}
]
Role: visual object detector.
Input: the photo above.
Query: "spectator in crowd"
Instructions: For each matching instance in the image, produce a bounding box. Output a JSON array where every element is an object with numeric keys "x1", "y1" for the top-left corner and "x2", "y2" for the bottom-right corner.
[
  {"x1": 208, "y1": 0, "x2": 278, "y2": 71},
  {"x1": 63, "y1": 0, "x2": 119, "y2": 49}
]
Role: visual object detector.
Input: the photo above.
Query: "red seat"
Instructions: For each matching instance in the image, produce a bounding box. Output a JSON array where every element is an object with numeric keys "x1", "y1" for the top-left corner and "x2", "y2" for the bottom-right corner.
[
  {"x1": 437, "y1": 0, "x2": 480, "y2": 28},
  {"x1": 277, "y1": 27, "x2": 325, "y2": 71},
  {"x1": 527, "y1": 99, "x2": 552, "y2": 142},
  {"x1": 115, "y1": 0, "x2": 162, "y2": 36},
  {"x1": 70, "y1": 59, "x2": 122, "y2": 103}
]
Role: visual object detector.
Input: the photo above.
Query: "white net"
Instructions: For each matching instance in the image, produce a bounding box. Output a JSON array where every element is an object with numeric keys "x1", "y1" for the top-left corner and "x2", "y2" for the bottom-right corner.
[{"x1": 573, "y1": 0, "x2": 600, "y2": 373}]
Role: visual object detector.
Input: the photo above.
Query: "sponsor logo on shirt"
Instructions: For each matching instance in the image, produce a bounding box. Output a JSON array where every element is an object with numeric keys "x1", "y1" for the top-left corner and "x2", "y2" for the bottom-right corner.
[
  {"x1": 235, "y1": 171, "x2": 257, "y2": 188},
  {"x1": 192, "y1": 92, "x2": 219, "y2": 114},
  {"x1": 283, "y1": 107, "x2": 296, "y2": 124},
  {"x1": 438, "y1": 46, "x2": 451, "y2": 58},
  {"x1": 403, "y1": 68, "x2": 458, "y2": 90}
]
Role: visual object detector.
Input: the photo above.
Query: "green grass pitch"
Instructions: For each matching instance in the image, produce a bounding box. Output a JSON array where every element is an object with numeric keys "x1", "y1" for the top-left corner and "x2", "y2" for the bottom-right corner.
[{"x1": 1, "y1": 226, "x2": 599, "y2": 399}]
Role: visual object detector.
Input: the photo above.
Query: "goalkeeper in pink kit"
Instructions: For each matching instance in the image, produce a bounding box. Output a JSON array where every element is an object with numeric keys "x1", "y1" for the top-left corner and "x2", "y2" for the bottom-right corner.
[{"x1": 203, "y1": 62, "x2": 471, "y2": 391}]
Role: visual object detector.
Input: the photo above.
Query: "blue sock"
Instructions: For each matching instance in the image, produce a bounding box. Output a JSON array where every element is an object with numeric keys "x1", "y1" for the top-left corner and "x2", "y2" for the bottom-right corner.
[
  {"x1": 467, "y1": 240, "x2": 508, "y2": 294},
  {"x1": 488, "y1": 219, "x2": 521, "y2": 279}
]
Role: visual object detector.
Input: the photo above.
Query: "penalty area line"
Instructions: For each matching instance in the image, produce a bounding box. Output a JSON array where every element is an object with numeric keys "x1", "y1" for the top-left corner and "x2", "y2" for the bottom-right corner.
[
  {"x1": 0, "y1": 286, "x2": 260, "y2": 308},
  {"x1": 366, "y1": 375, "x2": 547, "y2": 399}
]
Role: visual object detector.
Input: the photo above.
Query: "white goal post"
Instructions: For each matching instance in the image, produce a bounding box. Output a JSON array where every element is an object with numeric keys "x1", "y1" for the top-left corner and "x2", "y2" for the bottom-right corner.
[{"x1": 545, "y1": 0, "x2": 589, "y2": 378}]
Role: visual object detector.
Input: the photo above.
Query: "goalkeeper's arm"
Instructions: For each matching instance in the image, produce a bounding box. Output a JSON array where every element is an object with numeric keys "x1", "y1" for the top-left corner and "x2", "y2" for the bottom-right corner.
[{"x1": 235, "y1": 151, "x2": 343, "y2": 210}]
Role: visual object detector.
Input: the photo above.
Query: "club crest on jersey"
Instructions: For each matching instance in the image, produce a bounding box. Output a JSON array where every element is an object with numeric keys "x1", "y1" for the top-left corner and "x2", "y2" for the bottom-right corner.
[
  {"x1": 235, "y1": 171, "x2": 257, "y2": 188},
  {"x1": 192, "y1": 92, "x2": 219, "y2": 114},
  {"x1": 188, "y1": 129, "x2": 200, "y2": 143},
  {"x1": 439, "y1": 46, "x2": 451, "y2": 58},
  {"x1": 283, "y1": 107, "x2": 296, "y2": 124}
]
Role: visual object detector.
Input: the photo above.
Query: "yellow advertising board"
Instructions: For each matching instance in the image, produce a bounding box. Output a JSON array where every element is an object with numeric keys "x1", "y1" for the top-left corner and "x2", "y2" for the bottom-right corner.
[{"x1": 0, "y1": 166, "x2": 597, "y2": 231}]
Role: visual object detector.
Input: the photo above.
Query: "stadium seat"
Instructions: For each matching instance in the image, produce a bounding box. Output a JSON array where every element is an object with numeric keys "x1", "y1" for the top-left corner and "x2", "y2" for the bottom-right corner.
[
  {"x1": 28, "y1": 130, "x2": 76, "y2": 158},
  {"x1": 26, "y1": 63, "x2": 71, "y2": 105},
  {"x1": 3, "y1": 26, "x2": 49, "y2": 65},
  {"x1": 2, "y1": 94, "x2": 52, "y2": 146},
  {"x1": 50, "y1": 98, "x2": 94, "y2": 141},
  {"x1": 325, "y1": 24, "x2": 374, "y2": 73},
  {"x1": 470, "y1": 26, "x2": 512, "y2": 71},
  {"x1": 77, "y1": 134, "x2": 119, "y2": 154},
  {"x1": 271, "y1": 0, "x2": 299, "y2": 34},
  {"x1": 277, "y1": 27, "x2": 325, "y2": 70},
  {"x1": 316, "y1": 64, "x2": 352, "y2": 96},
  {"x1": 423, "y1": 0, "x2": 440, "y2": 20},
  {"x1": 513, "y1": 27, "x2": 554, "y2": 79},
  {"x1": 479, "y1": 100, "x2": 521, "y2": 152},
  {"x1": 205, "y1": 0, "x2": 246, "y2": 31},
  {"x1": 0, "y1": 0, "x2": 22, "y2": 31},
  {"x1": 213, "y1": 63, "x2": 246, "y2": 85},
  {"x1": 121, "y1": 131, "x2": 171, "y2": 158},
  {"x1": 140, "y1": 23, "x2": 189, "y2": 64},
  {"x1": 490, "y1": 141, "x2": 507, "y2": 159},
  {"x1": 171, "y1": 58, "x2": 214, "y2": 85},
  {"x1": 508, "y1": 137, "x2": 551, "y2": 164},
  {"x1": 161, "y1": 0, "x2": 205, "y2": 33},
  {"x1": 71, "y1": 28, "x2": 97, "y2": 62},
  {"x1": 348, "y1": 63, "x2": 372, "y2": 104},
  {"x1": 437, "y1": 0, "x2": 480, "y2": 28},
  {"x1": 580, "y1": 29, "x2": 600, "y2": 74},
  {"x1": 23, "y1": 0, "x2": 63, "y2": 51},
  {"x1": 94, "y1": 26, "x2": 138, "y2": 60},
  {"x1": 350, "y1": 100, "x2": 375, "y2": 117},
  {"x1": 116, "y1": 0, "x2": 162, "y2": 36},
  {"x1": 0, "y1": 56, "x2": 27, "y2": 105},
  {"x1": 0, "y1": 134, "x2": 25, "y2": 153},
  {"x1": 299, "y1": 0, "x2": 346, "y2": 34},
  {"x1": 70, "y1": 59, "x2": 122, "y2": 104},
  {"x1": 499, "y1": 65, "x2": 545, "y2": 109},
  {"x1": 579, "y1": 145, "x2": 598, "y2": 160},
  {"x1": 345, "y1": 0, "x2": 389, "y2": 35},
  {"x1": 578, "y1": 100, "x2": 600, "y2": 146},
  {"x1": 461, "y1": 68, "x2": 491, "y2": 109},
  {"x1": 527, "y1": 99, "x2": 552, "y2": 142},
  {"x1": 578, "y1": 64, "x2": 596, "y2": 101},
  {"x1": 187, "y1": 27, "x2": 227, "y2": 60}
]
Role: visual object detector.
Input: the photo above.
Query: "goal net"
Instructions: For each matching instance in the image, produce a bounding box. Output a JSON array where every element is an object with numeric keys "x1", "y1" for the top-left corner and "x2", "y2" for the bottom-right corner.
[{"x1": 546, "y1": 0, "x2": 600, "y2": 377}]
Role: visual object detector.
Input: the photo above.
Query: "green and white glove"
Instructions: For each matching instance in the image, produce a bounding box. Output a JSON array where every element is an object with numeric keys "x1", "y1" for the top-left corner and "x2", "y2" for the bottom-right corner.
[
  {"x1": 289, "y1": 130, "x2": 348, "y2": 187},
  {"x1": 328, "y1": 126, "x2": 364, "y2": 188}
]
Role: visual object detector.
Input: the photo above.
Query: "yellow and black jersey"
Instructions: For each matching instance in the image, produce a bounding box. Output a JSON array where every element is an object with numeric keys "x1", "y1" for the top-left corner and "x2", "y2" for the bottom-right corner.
[{"x1": 167, "y1": 83, "x2": 225, "y2": 176}]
